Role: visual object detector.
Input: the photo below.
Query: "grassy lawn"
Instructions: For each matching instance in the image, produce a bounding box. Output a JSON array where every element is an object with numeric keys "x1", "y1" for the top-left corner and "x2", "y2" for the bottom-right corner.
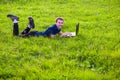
[{"x1": 0, "y1": 0, "x2": 120, "y2": 80}]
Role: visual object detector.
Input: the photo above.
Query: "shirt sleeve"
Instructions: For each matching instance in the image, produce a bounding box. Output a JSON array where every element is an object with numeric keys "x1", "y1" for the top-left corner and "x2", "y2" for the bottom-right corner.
[{"x1": 44, "y1": 24, "x2": 61, "y2": 36}]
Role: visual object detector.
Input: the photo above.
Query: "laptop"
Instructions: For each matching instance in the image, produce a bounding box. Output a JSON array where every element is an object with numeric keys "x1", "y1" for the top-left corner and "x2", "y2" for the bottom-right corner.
[
  {"x1": 62, "y1": 23, "x2": 79, "y2": 37},
  {"x1": 70, "y1": 23, "x2": 79, "y2": 36}
]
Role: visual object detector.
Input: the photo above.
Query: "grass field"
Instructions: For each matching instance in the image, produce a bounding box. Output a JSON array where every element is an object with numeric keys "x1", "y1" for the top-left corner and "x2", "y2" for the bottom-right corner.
[{"x1": 0, "y1": 0, "x2": 120, "y2": 80}]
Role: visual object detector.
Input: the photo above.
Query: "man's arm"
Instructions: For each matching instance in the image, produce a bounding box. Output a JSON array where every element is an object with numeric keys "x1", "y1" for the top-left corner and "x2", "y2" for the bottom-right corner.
[
  {"x1": 58, "y1": 31, "x2": 63, "y2": 37},
  {"x1": 50, "y1": 31, "x2": 62, "y2": 38},
  {"x1": 59, "y1": 32, "x2": 73, "y2": 37},
  {"x1": 50, "y1": 34, "x2": 56, "y2": 38}
]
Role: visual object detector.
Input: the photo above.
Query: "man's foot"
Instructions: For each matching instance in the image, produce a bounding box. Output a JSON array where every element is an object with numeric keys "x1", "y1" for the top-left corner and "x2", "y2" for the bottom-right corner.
[
  {"x1": 7, "y1": 14, "x2": 19, "y2": 21},
  {"x1": 28, "y1": 16, "x2": 35, "y2": 29}
]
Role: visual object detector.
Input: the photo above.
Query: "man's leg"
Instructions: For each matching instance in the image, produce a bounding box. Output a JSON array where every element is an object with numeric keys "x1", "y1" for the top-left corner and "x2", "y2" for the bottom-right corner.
[
  {"x1": 13, "y1": 23, "x2": 19, "y2": 36},
  {"x1": 20, "y1": 16, "x2": 37, "y2": 37},
  {"x1": 22, "y1": 31, "x2": 38, "y2": 37},
  {"x1": 7, "y1": 14, "x2": 19, "y2": 36},
  {"x1": 21, "y1": 16, "x2": 35, "y2": 35}
]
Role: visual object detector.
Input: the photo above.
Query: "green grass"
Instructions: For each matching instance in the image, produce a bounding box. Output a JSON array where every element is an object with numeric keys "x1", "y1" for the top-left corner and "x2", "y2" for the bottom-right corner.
[{"x1": 0, "y1": 0, "x2": 120, "y2": 80}]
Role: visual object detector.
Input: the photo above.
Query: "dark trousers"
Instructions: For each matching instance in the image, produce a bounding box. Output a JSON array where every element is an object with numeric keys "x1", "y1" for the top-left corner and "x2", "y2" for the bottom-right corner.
[
  {"x1": 13, "y1": 23, "x2": 37, "y2": 37},
  {"x1": 13, "y1": 23, "x2": 19, "y2": 36}
]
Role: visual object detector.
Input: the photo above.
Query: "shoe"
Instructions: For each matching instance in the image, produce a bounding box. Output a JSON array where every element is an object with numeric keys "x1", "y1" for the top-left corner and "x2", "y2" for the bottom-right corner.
[
  {"x1": 28, "y1": 16, "x2": 35, "y2": 28},
  {"x1": 76, "y1": 23, "x2": 79, "y2": 36},
  {"x1": 7, "y1": 14, "x2": 19, "y2": 21}
]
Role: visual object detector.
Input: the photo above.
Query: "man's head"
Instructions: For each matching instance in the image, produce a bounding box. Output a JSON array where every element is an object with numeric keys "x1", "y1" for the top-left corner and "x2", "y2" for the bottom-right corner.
[{"x1": 56, "y1": 17, "x2": 64, "y2": 29}]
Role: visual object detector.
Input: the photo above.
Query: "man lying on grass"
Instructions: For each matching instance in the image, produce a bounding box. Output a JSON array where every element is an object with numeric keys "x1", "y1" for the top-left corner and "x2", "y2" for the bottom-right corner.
[{"x1": 7, "y1": 14, "x2": 76, "y2": 38}]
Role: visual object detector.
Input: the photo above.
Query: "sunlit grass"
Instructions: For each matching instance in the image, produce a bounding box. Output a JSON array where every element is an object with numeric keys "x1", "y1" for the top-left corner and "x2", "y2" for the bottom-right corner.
[{"x1": 0, "y1": 0, "x2": 120, "y2": 79}]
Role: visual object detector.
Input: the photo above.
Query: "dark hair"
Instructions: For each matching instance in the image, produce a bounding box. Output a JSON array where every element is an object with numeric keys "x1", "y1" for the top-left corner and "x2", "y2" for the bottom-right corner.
[{"x1": 56, "y1": 17, "x2": 64, "y2": 22}]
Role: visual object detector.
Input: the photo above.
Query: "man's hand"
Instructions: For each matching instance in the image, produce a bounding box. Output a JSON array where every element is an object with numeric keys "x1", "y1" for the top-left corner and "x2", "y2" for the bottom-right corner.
[{"x1": 60, "y1": 32, "x2": 72, "y2": 37}]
